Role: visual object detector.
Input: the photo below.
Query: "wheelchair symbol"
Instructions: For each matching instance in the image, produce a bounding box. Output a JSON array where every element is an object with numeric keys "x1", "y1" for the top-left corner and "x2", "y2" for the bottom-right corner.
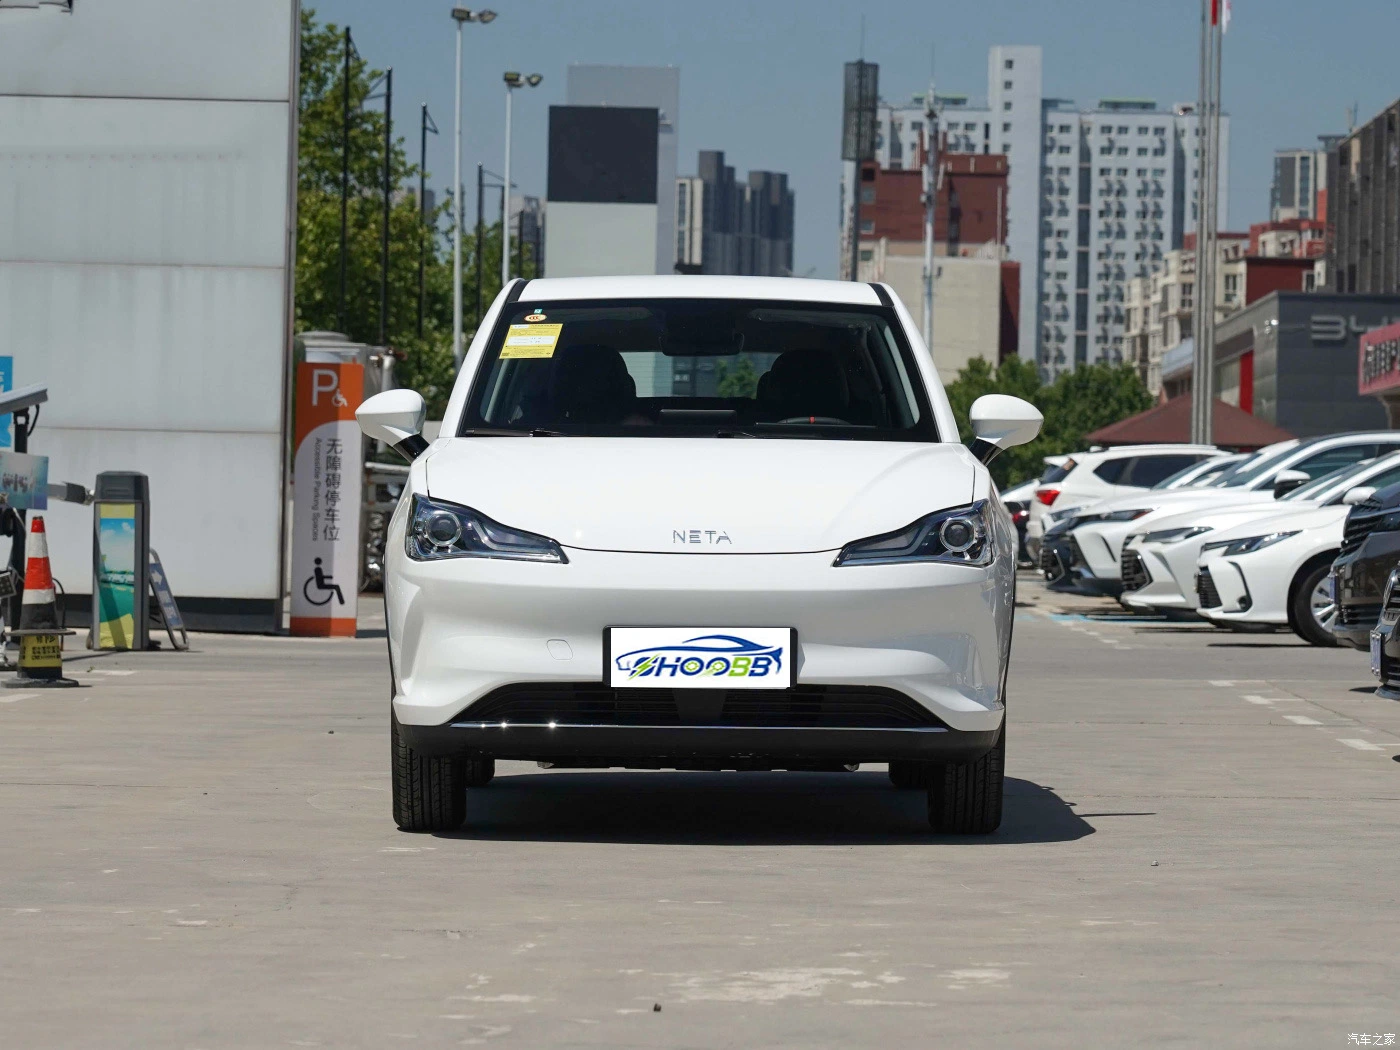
[
  {"x1": 331, "y1": 389, "x2": 349, "y2": 408},
  {"x1": 303, "y1": 557, "x2": 345, "y2": 606}
]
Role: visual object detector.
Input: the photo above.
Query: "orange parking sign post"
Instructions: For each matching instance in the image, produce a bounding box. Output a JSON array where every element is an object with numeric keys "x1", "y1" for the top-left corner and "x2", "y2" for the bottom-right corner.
[{"x1": 291, "y1": 361, "x2": 364, "y2": 637}]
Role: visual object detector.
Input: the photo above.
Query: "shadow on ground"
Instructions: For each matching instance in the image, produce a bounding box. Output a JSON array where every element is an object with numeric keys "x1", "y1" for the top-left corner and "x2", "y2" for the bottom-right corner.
[{"x1": 438, "y1": 771, "x2": 1097, "y2": 846}]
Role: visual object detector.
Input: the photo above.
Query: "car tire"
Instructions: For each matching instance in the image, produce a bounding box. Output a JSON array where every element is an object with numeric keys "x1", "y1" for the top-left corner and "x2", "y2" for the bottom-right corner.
[
  {"x1": 1289, "y1": 561, "x2": 1339, "y2": 648},
  {"x1": 888, "y1": 760, "x2": 929, "y2": 789},
  {"x1": 927, "y1": 727, "x2": 1004, "y2": 834},
  {"x1": 391, "y1": 713, "x2": 466, "y2": 832},
  {"x1": 462, "y1": 757, "x2": 496, "y2": 787}
]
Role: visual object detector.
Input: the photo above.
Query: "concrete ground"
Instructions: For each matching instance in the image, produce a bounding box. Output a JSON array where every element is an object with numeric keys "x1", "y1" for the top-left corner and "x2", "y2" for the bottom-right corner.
[{"x1": 1, "y1": 577, "x2": 1397, "y2": 1049}]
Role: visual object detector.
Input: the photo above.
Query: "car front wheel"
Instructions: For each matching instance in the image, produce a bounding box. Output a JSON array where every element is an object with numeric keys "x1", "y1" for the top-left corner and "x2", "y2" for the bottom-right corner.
[
  {"x1": 1290, "y1": 561, "x2": 1339, "y2": 648},
  {"x1": 927, "y1": 727, "x2": 1005, "y2": 834},
  {"x1": 391, "y1": 713, "x2": 468, "y2": 832}
]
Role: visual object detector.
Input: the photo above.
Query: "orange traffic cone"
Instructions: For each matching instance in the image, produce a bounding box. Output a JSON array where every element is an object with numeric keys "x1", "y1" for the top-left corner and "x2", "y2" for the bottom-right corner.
[{"x1": 5, "y1": 515, "x2": 77, "y2": 689}]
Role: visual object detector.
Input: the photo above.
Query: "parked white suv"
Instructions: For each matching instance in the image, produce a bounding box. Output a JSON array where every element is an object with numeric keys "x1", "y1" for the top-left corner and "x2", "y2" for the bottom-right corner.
[{"x1": 1026, "y1": 444, "x2": 1224, "y2": 559}]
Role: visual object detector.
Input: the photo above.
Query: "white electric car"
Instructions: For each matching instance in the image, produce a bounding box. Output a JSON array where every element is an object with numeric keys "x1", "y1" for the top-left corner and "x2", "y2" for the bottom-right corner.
[{"x1": 356, "y1": 276, "x2": 1043, "y2": 834}]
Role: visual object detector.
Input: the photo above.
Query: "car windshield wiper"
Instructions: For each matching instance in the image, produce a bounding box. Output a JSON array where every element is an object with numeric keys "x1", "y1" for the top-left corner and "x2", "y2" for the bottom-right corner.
[
  {"x1": 459, "y1": 427, "x2": 564, "y2": 437},
  {"x1": 714, "y1": 428, "x2": 763, "y2": 438}
]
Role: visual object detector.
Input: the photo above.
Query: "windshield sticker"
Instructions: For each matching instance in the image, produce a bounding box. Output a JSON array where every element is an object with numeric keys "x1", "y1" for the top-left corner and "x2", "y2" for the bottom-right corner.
[
  {"x1": 500, "y1": 322, "x2": 563, "y2": 359},
  {"x1": 523, "y1": 312, "x2": 547, "y2": 322}
]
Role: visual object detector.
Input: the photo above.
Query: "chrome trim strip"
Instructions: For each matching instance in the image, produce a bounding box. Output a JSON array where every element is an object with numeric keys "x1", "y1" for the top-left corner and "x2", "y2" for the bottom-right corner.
[{"x1": 448, "y1": 722, "x2": 949, "y2": 733}]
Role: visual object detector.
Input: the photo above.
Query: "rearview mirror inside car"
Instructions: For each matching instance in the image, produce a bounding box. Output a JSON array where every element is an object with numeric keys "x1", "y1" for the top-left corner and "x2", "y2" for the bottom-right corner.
[
  {"x1": 1343, "y1": 485, "x2": 1377, "y2": 506},
  {"x1": 1272, "y1": 468, "x2": 1309, "y2": 499},
  {"x1": 357, "y1": 389, "x2": 428, "y2": 462},
  {"x1": 969, "y1": 395, "x2": 1043, "y2": 465}
]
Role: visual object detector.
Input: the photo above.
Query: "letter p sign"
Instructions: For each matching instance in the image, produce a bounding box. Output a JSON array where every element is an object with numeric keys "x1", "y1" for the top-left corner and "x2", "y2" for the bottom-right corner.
[{"x1": 311, "y1": 368, "x2": 340, "y2": 406}]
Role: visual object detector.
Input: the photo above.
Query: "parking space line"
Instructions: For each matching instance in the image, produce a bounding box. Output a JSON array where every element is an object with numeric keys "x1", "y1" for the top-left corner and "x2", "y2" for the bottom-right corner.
[
  {"x1": 1336, "y1": 738, "x2": 1384, "y2": 751},
  {"x1": 0, "y1": 692, "x2": 37, "y2": 704},
  {"x1": 1284, "y1": 715, "x2": 1322, "y2": 725}
]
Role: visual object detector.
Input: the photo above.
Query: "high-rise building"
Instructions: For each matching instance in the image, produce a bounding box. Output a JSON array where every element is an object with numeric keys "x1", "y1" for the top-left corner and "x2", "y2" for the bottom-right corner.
[
  {"x1": 675, "y1": 151, "x2": 794, "y2": 276},
  {"x1": 544, "y1": 65, "x2": 679, "y2": 278},
  {"x1": 846, "y1": 45, "x2": 1228, "y2": 378},
  {"x1": 1327, "y1": 99, "x2": 1400, "y2": 295},
  {"x1": 1270, "y1": 143, "x2": 1333, "y2": 222}
]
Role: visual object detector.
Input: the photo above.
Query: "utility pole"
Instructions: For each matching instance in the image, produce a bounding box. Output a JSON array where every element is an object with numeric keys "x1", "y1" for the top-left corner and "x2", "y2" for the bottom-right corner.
[
  {"x1": 339, "y1": 27, "x2": 352, "y2": 333},
  {"x1": 418, "y1": 104, "x2": 438, "y2": 339},
  {"x1": 475, "y1": 163, "x2": 484, "y2": 325},
  {"x1": 379, "y1": 68, "x2": 392, "y2": 348},
  {"x1": 921, "y1": 83, "x2": 938, "y2": 350},
  {"x1": 1191, "y1": 0, "x2": 1224, "y2": 445}
]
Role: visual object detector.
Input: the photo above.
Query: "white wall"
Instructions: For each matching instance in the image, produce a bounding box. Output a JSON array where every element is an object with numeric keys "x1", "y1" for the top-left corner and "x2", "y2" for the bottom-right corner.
[
  {"x1": 0, "y1": 0, "x2": 298, "y2": 623},
  {"x1": 545, "y1": 203, "x2": 659, "y2": 278}
]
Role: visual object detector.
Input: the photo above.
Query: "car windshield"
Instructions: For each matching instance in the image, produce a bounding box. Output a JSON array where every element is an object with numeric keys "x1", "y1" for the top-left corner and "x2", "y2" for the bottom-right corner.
[
  {"x1": 463, "y1": 298, "x2": 938, "y2": 441},
  {"x1": 1281, "y1": 459, "x2": 1375, "y2": 502},
  {"x1": 1209, "y1": 444, "x2": 1298, "y2": 488},
  {"x1": 1041, "y1": 458, "x2": 1075, "y2": 483},
  {"x1": 1151, "y1": 457, "x2": 1228, "y2": 490}
]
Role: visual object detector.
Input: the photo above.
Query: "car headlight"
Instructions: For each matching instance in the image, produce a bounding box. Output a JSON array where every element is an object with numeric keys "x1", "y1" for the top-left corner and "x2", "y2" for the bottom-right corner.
[
  {"x1": 1096, "y1": 508, "x2": 1153, "y2": 522},
  {"x1": 834, "y1": 501, "x2": 992, "y2": 567},
  {"x1": 406, "y1": 494, "x2": 567, "y2": 563},
  {"x1": 1199, "y1": 531, "x2": 1299, "y2": 558},
  {"x1": 1141, "y1": 525, "x2": 1212, "y2": 545}
]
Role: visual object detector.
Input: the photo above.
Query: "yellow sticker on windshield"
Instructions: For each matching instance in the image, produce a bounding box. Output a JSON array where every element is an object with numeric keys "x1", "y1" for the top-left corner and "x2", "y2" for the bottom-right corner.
[{"x1": 500, "y1": 322, "x2": 562, "y2": 359}]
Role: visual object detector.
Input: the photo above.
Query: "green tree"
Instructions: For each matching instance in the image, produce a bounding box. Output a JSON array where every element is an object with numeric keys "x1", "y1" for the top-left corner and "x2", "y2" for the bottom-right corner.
[
  {"x1": 295, "y1": 8, "x2": 536, "y2": 417},
  {"x1": 943, "y1": 357, "x2": 1152, "y2": 487},
  {"x1": 715, "y1": 358, "x2": 760, "y2": 399}
]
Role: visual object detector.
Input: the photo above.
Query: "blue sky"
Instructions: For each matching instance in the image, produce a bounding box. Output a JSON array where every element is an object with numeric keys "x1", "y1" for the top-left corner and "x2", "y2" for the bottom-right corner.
[{"x1": 311, "y1": 0, "x2": 1399, "y2": 279}]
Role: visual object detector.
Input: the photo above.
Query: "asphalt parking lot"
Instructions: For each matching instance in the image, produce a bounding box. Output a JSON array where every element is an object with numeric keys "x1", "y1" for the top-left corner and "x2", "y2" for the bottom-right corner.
[{"x1": 2, "y1": 577, "x2": 1398, "y2": 1049}]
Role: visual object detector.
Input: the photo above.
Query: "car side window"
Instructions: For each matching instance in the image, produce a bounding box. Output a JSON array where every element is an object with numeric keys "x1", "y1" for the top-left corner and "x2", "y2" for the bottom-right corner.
[
  {"x1": 1093, "y1": 458, "x2": 1130, "y2": 484},
  {"x1": 1124, "y1": 454, "x2": 1204, "y2": 487},
  {"x1": 1292, "y1": 444, "x2": 1378, "y2": 480}
]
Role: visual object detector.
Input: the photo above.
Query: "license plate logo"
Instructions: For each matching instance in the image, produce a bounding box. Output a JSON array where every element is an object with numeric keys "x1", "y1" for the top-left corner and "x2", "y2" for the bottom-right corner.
[{"x1": 608, "y1": 627, "x2": 792, "y2": 689}]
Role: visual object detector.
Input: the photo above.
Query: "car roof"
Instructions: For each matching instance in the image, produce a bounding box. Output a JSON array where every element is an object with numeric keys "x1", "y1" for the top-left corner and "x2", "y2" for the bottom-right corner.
[
  {"x1": 1066, "y1": 443, "x2": 1222, "y2": 462},
  {"x1": 513, "y1": 274, "x2": 884, "y2": 306}
]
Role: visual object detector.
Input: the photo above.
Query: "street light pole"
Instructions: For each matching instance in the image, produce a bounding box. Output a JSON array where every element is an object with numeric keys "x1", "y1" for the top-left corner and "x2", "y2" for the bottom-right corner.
[
  {"x1": 502, "y1": 82, "x2": 513, "y2": 287},
  {"x1": 418, "y1": 104, "x2": 438, "y2": 339},
  {"x1": 379, "y1": 67, "x2": 392, "y2": 348},
  {"x1": 501, "y1": 72, "x2": 542, "y2": 287},
  {"x1": 339, "y1": 27, "x2": 353, "y2": 333},
  {"x1": 449, "y1": 9, "x2": 496, "y2": 366},
  {"x1": 921, "y1": 82, "x2": 938, "y2": 351}
]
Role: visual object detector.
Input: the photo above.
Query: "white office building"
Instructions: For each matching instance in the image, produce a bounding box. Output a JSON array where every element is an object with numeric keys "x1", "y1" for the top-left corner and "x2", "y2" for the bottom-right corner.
[{"x1": 853, "y1": 45, "x2": 1228, "y2": 377}]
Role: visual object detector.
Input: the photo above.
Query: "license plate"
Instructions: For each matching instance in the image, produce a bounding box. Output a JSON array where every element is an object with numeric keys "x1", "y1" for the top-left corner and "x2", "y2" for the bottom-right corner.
[
  {"x1": 606, "y1": 627, "x2": 795, "y2": 689},
  {"x1": 1371, "y1": 632, "x2": 1384, "y2": 679}
]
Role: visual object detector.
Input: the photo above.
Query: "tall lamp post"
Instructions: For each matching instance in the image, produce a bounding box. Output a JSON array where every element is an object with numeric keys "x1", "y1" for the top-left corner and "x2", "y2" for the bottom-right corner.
[
  {"x1": 451, "y1": 7, "x2": 496, "y2": 368},
  {"x1": 418, "y1": 103, "x2": 438, "y2": 338},
  {"x1": 501, "y1": 71, "x2": 542, "y2": 287}
]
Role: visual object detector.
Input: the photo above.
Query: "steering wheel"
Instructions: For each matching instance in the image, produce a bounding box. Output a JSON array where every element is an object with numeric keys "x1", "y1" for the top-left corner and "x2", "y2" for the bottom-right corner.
[{"x1": 776, "y1": 415, "x2": 851, "y2": 425}]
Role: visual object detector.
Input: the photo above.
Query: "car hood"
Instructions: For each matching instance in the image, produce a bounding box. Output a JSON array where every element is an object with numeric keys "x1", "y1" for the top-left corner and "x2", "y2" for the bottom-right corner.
[
  {"x1": 1090, "y1": 485, "x2": 1279, "y2": 519},
  {"x1": 1204, "y1": 504, "x2": 1346, "y2": 545},
  {"x1": 1129, "y1": 500, "x2": 1319, "y2": 545},
  {"x1": 422, "y1": 437, "x2": 979, "y2": 554}
]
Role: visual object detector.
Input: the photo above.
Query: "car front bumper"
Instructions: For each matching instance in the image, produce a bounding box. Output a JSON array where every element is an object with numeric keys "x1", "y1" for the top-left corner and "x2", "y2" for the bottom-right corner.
[
  {"x1": 386, "y1": 545, "x2": 1012, "y2": 737},
  {"x1": 1120, "y1": 539, "x2": 1196, "y2": 611},
  {"x1": 1332, "y1": 530, "x2": 1400, "y2": 648}
]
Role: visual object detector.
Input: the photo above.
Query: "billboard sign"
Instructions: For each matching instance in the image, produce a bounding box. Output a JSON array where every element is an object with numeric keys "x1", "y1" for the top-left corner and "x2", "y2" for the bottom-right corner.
[{"x1": 1359, "y1": 321, "x2": 1400, "y2": 397}]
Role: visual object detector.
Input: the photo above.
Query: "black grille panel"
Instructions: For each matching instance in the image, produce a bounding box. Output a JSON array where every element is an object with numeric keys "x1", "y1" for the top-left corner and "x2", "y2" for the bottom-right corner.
[
  {"x1": 1338, "y1": 602, "x2": 1384, "y2": 627},
  {"x1": 1121, "y1": 549, "x2": 1150, "y2": 593},
  {"x1": 457, "y1": 684, "x2": 945, "y2": 729},
  {"x1": 1341, "y1": 508, "x2": 1386, "y2": 557},
  {"x1": 1196, "y1": 569, "x2": 1223, "y2": 609},
  {"x1": 1067, "y1": 534, "x2": 1086, "y2": 569}
]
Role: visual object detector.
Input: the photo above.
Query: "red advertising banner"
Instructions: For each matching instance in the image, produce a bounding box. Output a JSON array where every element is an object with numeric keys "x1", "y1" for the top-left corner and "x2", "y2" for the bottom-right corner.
[{"x1": 1359, "y1": 322, "x2": 1400, "y2": 398}]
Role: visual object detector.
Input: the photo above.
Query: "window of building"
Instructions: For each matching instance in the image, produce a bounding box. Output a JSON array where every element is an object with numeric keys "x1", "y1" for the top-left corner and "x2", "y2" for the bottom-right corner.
[
  {"x1": 859, "y1": 249, "x2": 873, "y2": 261},
  {"x1": 677, "y1": 230, "x2": 686, "y2": 258},
  {"x1": 1099, "y1": 167, "x2": 1111, "y2": 176},
  {"x1": 1058, "y1": 145, "x2": 1071, "y2": 154},
  {"x1": 1004, "y1": 80, "x2": 1013, "y2": 90},
  {"x1": 1004, "y1": 122, "x2": 1012, "y2": 132},
  {"x1": 1059, "y1": 124, "x2": 1072, "y2": 134},
  {"x1": 1003, "y1": 101, "x2": 1012, "y2": 111},
  {"x1": 1117, "y1": 168, "x2": 1128, "y2": 176},
  {"x1": 964, "y1": 122, "x2": 978, "y2": 131},
  {"x1": 1004, "y1": 58, "x2": 1014, "y2": 69},
  {"x1": 860, "y1": 219, "x2": 874, "y2": 233},
  {"x1": 1058, "y1": 166, "x2": 1071, "y2": 175},
  {"x1": 1100, "y1": 125, "x2": 1112, "y2": 135},
  {"x1": 861, "y1": 187, "x2": 875, "y2": 204},
  {"x1": 1003, "y1": 143, "x2": 1012, "y2": 153},
  {"x1": 1137, "y1": 147, "x2": 1148, "y2": 156}
]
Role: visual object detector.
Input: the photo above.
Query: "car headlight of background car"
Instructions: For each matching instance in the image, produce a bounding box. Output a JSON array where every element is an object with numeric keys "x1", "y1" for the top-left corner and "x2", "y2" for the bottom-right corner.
[
  {"x1": 835, "y1": 501, "x2": 992, "y2": 567},
  {"x1": 1095, "y1": 508, "x2": 1154, "y2": 523},
  {"x1": 1199, "y1": 531, "x2": 1299, "y2": 558},
  {"x1": 1141, "y1": 525, "x2": 1213, "y2": 544},
  {"x1": 406, "y1": 494, "x2": 568, "y2": 564}
]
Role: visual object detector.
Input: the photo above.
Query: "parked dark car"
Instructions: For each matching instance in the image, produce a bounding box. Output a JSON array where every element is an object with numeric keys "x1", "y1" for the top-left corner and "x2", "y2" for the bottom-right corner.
[
  {"x1": 1368, "y1": 567, "x2": 1400, "y2": 699},
  {"x1": 1331, "y1": 479, "x2": 1400, "y2": 649}
]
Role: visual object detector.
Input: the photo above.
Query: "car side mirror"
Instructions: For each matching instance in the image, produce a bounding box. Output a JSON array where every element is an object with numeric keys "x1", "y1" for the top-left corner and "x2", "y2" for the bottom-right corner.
[
  {"x1": 1343, "y1": 485, "x2": 1377, "y2": 506},
  {"x1": 969, "y1": 395, "x2": 1043, "y2": 465},
  {"x1": 1272, "y1": 468, "x2": 1309, "y2": 499},
  {"x1": 357, "y1": 389, "x2": 429, "y2": 462}
]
